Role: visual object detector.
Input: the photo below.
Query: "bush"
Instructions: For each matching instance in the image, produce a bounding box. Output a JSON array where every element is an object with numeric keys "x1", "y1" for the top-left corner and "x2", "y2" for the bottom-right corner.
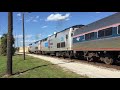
[{"x1": 0, "y1": 33, "x2": 15, "y2": 56}]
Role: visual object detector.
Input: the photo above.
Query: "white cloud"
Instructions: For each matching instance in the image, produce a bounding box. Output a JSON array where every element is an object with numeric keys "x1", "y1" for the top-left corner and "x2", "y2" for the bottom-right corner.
[
  {"x1": 40, "y1": 19, "x2": 43, "y2": 21},
  {"x1": 24, "y1": 15, "x2": 41, "y2": 23},
  {"x1": 36, "y1": 16, "x2": 39, "y2": 19},
  {"x1": 35, "y1": 34, "x2": 42, "y2": 38},
  {"x1": 25, "y1": 16, "x2": 39, "y2": 23},
  {"x1": 48, "y1": 34, "x2": 52, "y2": 37},
  {"x1": 46, "y1": 13, "x2": 70, "y2": 21},
  {"x1": 20, "y1": 40, "x2": 36, "y2": 43},
  {"x1": 26, "y1": 19, "x2": 38, "y2": 23},
  {"x1": 17, "y1": 13, "x2": 21, "y2": 17},
  {"x1": 37, "y1": 34, "x2": 42, "y2": 37},
  {"x1": 54, "y1": 12, "x2": 59, "y2": 14},
  {"x1": 30, "y1": 17, "x2": 34, "y2": 19},
  {"x1": 19, "y1": 18, "x2": 22, "y2": 21},
  {"x1": 26, "y1": 35, "x2": 33, "y2": 38},
  {"x1": 15, "y1": 34, "x2": 33, "y2": 39},
  {"x1": 0, "y1": 35, "x2": 2, "y2": 38},
  {"x1": 66, "y1": 18, "x2": 70, "y2": 21},
  {"x1": 15, "y1": 35, "x2": 23, "y2": 38},
  {"x1": 32, "y1": 19, "x2": 38, "y2": 22},
  {"x1": 25, "y1": 17, "x2": 33, "y2": 22},
  {"x1": 53, "y1": 32, "x2": 56, "y2": 34},
  {"x1": 26, "y1": 19, "x2": 31, "y2": 22},
  {"x1": 96, "y1": 12, "x2": 101, "y2": 13},
  {"x1": 41, "y1": 26, "x2": 47, "y2": 28}
]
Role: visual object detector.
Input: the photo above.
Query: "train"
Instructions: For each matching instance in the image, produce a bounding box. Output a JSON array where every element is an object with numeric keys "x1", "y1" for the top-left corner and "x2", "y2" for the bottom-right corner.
[{"x1": 28, "y1": 12, "x2": 120, "y2": 65}]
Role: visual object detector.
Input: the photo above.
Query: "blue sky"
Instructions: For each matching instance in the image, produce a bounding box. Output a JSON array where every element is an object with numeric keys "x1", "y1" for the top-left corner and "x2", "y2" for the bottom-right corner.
[{"x1": 0, "y1": 12, "x2": 116, "y2": 47}]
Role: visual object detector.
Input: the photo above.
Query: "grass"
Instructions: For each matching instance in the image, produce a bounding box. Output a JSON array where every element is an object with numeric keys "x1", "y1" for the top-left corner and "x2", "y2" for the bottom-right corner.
[{"x1": 0, "y1": 55, "x2": 87, "y2": 78}]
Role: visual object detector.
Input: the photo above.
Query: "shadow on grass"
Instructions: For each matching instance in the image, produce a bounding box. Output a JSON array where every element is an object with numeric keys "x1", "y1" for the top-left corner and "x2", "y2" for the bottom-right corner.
[{"x1": 13, "y1": 60, "x2": 75, "y2": 76}]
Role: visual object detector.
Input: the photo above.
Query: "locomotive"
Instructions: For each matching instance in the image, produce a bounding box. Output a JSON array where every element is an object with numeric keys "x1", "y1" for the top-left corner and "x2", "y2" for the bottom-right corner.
[
  {"x1": 29, "y1": 25, "x2": 84, "y2": 57},
  {"x1": 28, "y1": 12, "x2": 120, "y2": 65}
]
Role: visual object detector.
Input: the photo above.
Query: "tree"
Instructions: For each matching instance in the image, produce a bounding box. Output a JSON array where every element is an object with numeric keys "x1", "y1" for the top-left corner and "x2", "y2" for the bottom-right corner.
[{"x1": 0, "y1": 33, "x2": 15, "y2": 56}]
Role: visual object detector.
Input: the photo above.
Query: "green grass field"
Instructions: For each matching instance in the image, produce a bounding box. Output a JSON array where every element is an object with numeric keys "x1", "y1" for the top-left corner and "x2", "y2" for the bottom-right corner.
[{"x1": 0, "y1": 55, "x2": 87, "y2": 78}]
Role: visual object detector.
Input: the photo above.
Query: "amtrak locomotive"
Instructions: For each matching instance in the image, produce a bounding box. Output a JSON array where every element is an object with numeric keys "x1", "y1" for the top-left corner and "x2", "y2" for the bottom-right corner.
[{"x1": 28, "y1": 12, "x2": 120, "y2": 65}]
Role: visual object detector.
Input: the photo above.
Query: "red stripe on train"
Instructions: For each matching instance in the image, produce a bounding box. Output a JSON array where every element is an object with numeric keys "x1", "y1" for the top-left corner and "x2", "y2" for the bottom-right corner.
[{"x1": 73, "y1": 48, "x2": 120, "y2": 51}]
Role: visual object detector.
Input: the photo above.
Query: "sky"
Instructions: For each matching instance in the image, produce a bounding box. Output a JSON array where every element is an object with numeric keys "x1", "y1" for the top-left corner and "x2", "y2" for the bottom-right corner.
[{"x1": 0, "y1": 12, "x2": 117, "y2": 47}]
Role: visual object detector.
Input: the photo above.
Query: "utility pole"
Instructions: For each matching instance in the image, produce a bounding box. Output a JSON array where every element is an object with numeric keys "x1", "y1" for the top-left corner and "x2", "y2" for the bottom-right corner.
[
  {"x1": 22, "y1": 12, "x2": 25, "y2": 60},
  {"x1": 7, "y1": 12, "x2": 13, "y2": 75}
]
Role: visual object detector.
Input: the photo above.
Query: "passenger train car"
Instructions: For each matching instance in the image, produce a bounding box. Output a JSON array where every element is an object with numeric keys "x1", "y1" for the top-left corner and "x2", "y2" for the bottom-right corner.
[
  {"x1": 29, "y1": 12, "x2": 120, "y2": 65},
  {"x1": 73, "y1": 12, "x2": 120, "y2": 64}
]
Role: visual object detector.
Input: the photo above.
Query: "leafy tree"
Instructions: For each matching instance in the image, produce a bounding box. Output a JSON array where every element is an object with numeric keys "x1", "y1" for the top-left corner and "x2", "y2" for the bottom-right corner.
[{"x1": 0, "y1": 33, "x2": 15, "y2": 56}]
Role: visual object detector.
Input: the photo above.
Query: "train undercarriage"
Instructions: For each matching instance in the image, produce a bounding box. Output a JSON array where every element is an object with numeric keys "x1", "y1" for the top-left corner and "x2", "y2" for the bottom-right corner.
[
  {"x1": 74, "y1": 51, "x2": 120, "y2": 65},
  {"x1": 29, "y1": 50, "x2": 120, "y2": 65}
]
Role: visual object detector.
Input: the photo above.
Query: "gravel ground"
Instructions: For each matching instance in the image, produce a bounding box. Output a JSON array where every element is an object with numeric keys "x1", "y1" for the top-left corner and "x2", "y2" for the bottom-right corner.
[{"x1": 27, "y1": 54, "x2": 120, "y2": 78}]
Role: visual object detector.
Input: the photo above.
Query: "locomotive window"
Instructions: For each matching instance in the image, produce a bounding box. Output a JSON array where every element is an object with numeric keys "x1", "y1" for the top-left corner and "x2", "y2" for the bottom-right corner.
[
  {"x1": 71, "y1": 33, "x2": 73, "y2": 37},
  {"x1": 35, "y1": 41, "x2": 38, "y2": 44},
  {"x1": 98, "y1": 30, "x2": 104, "y2": 37},
  {"x1": 35, "y1": 47, "x2": 38, "y2": 49},
  {"x1": 57, "y1": 43, "x2": 60, "y2": 48},
  {"x1": 66, "y1": 35, "x2": 68, "y2": 39},
  {"x1": 118, "y1": 25, "x2": 120, "y2": 34},
  {"x1": 45, "y1": 38, "x2": 47, "y2": 41},
  {"x1": 55, "y1": 33, "x2": 57, "y2": 38},
  {"x1": 61, "y1": 42, "x2": 65, "y2": 47},
  {"x1": 105, "y1": 27, "x2": 112, "y2": 36},
  {"x1": 85, "y1": 33, "x2": 90, "y2": 40}
]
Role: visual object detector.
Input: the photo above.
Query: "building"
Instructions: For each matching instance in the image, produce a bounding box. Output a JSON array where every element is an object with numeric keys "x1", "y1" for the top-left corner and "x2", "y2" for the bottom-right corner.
[{"x1": 18, "y1": 46, "x2": 29, "y2": 53}]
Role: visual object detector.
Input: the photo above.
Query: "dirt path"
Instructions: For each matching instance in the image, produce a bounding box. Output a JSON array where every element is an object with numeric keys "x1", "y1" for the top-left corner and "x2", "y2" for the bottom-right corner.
[{"x1": 27, "y1": 54, "x2": 120, "y2": 78}]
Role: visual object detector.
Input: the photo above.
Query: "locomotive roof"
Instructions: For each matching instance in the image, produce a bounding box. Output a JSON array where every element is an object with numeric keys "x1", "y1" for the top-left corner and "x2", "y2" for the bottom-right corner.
[
  {"x1": 29, "y1": 40, "x2": 40, "y2": 45},
  {"x1": 38, "y1": 25, "x2": 84, "y2": 40},
  {"x1": 49, "y1": 24, "x2": 84, "y2": 37},
  {"x1": 29, "y1": 24, "x2": 84, "y2": 45}
]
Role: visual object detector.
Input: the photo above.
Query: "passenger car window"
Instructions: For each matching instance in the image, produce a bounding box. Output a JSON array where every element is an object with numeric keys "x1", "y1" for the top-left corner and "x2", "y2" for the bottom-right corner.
[
  {"x1": 85, "y1": 33, "x2": 90, "y2": 40},
  {"x1": 98, "y1": 30, "x2": 105, "y2": 37},
  {"x1": 85, "y1": 32, "x2": 95, "y2": 40},
  {"x1": 90, "y1": 32, "x2": 95, "y2": 39},
  {"x1": 98, "y1": 27, "x2": 112, "y2": 38},
  {"x1": 105, "y1": 27, "x2": 112, "y2": 36},
  {"x1": 118, "y1": 25, "x2": 120, "y2": 34}
]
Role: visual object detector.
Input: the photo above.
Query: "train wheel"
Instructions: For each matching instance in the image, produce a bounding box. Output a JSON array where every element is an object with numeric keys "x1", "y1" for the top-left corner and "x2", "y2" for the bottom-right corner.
[
  {"x1": 56, "y1": 52, "x2": 60, "y2": 58},
  {"x1": 87, "y1": 57, "x2": 93, "y2": 62},
  {"x1": 56, "y1": 52, "x2": 58, "y2": 57},
  {"x1": 68, "y1": 53, "x2": 73, "y2": 59},
  {"x1": 69, "y1": 55, "x2": 72, "y2": 59},
  {"x1": 104, "y1": 57, "x2": 113, "y2": 65},
  {"x1": 63, "y1": 52, "x2": 66, "y2": 59}
]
